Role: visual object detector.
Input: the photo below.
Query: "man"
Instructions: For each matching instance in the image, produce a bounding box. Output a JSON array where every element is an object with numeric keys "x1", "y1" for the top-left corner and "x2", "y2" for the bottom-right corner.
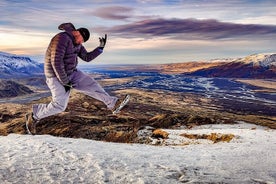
[{"x1": 25, "y1": 22, "x2": 130, "y2": 135}]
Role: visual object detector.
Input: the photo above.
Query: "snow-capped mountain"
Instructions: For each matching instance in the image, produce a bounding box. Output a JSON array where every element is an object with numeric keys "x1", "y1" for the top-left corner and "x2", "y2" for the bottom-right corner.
[
  {"x1": 234, "y1": 53, "x2": 276, "y2": 67},
  {"x1": 109, "y1": 53, "x2": 276, "y2": 78},
  {"x1": 0, "y1": 51, "x2": 43, "y2": 78},
  {"x1": 188, "y1": 53, "x2": 276, "y2": 78}
]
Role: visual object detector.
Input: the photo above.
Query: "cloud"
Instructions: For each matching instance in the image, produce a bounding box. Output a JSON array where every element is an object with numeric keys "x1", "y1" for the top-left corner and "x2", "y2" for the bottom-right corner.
[
  {"x1": 91, "y1": 6, "x2": 134, "y2": 20},
  {"x1": 101, "y1": 18, "x2": 276, "y2": 40},
  {"x1": 0, "y1": 28, "x2": 50, "y2": 55}
]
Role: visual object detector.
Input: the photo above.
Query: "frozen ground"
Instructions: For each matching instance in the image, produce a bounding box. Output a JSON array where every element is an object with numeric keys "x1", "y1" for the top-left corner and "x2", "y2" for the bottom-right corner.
[{"x1": 0, "y1": 122, "x2": 275, "y2": 184}]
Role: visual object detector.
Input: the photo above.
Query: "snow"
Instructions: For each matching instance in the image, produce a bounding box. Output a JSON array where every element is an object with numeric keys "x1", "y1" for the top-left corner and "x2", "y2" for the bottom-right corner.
[
  {"x1": 0, "y1": 51, "x2": 42, "y2": 76},
  {"x1": 234, "y1": 53, "x2": 276, "y2": 67},
  {"x1": 0, "y1": 122, "x2": 275, "y2": 184}
]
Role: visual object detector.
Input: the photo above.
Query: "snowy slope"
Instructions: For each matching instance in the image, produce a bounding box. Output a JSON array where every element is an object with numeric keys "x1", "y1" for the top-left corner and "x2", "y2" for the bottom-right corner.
[
  {"x1": 189, "y1": 53, "x2": 276, "y2": 78},
  {"x1": 0, "y1": 122, "x2": 275, "y2": 184},
  {"x1": 0, "y1": 51, "x2": 43, "y2": 78},
  {"x1": 234, "y1": 53, "x2": 276, "y2": 67}
]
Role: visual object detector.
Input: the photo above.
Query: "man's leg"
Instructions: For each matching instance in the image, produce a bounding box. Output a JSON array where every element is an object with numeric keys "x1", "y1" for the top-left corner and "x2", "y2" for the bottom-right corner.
[
  {"x1": 70, "y1": 70, "x2": 118, "y2": 110},
  {"x1": 32, "y1": 77, "x2": 70, "y2": 120}
]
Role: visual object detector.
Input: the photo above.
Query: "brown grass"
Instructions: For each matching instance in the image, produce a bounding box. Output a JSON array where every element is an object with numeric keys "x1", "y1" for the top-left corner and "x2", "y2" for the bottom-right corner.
[
  {"x1": 180, "y1": 133, "x2": 235, "y2": 143},
  {"x1": 236, "y1": 79, "x2": 276, "y2": 92}
]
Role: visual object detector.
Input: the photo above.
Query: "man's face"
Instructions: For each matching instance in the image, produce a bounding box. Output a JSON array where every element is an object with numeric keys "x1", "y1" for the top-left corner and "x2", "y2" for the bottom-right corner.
[{"x1": 72, "y1": 31, "x2": 84, "y2": 44}]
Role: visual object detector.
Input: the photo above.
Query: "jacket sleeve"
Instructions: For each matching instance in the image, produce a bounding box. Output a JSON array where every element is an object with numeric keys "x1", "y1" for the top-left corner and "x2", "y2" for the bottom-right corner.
[
  {"x1": 78, "y1": 46, "x2": 103, "y2": 62},
  {"x1": 50, "y1": 34, "x2": 70, "y2": 85}
]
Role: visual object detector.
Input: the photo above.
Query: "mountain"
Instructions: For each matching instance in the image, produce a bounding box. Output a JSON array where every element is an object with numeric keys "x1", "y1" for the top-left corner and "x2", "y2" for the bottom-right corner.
[
  {"x1": 160, "y1": 62, "x2": 225, "y2": 74},
  {"x1": 187, "y1": 53, "x2": 276, "y2": 78},
  {"x1": 0, "y1": 80, "x2": 33, "y2": 98},
  {"x1": 0, "y1": 51, "x2": 43, "y2": 78},
  {"x1": 102, "y1": 53, "x2": 276, "y2": 79},
  {"x1": 236, "y1": 53, "x2": 276, "y2": 67}
]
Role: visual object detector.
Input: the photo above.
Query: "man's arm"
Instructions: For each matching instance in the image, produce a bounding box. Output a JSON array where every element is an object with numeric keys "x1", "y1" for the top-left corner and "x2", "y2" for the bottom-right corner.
[
  {"x1": 78, "y1": 34, "x2": 107, "y2": 62},
  {"x1": 78, "y1": 46, "x2": 103, "y2": 62}
]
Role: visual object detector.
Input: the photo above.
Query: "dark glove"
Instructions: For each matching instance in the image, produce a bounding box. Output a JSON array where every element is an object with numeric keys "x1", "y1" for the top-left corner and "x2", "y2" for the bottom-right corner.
[
  {"x1": 99, "y1": 34, "x2": 107, "y2": 49},
  {"x1": 64, "y1": 82, "x2": 73, "y2": 92}
]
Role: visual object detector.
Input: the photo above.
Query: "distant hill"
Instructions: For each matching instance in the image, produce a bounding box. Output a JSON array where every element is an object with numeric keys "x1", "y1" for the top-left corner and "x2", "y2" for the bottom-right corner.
[
  {"x1": 0, "y1": 51, "x2": 43, "y2": 78},
  {"x1": 0, "y1": 80, "x2": 33, "y2": 98},
  {"x1": 99, "y1": 53, "x2": 276, "y2": 79},
  {"x1": 150, "y1": 53, "x2": 276, "y2": 78},
  {"x1": 186, "y1": 53, "x2": 276, "y2": 78},
  {"x1": 159, "y1": 62, "x2": 225, "y2": 74}
]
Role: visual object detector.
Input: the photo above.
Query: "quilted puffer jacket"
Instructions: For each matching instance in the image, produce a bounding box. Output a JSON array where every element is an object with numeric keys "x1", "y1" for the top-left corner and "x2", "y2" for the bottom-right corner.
[{"x1": 44, "y1": 23, "x2": 103, "y2": 85}]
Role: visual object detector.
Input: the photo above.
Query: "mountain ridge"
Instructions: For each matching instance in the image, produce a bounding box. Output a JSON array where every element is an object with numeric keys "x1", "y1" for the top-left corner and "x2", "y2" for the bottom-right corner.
[
  {"x1": 0, "y1": 51, "x2": 43, "y2": 78},
  {"x1": 0, "y1": 80, "x2": 33, "y2": 98},
  {"x1": 186, "y1": 53, "x2": 276, "y2": 78},
  {"x1": 234, "y1": 53, "x2": 276, "y2": 67},
  {"x1": 156, "y1": 53, "x2": 276, "y2": 78},
  {"x1": 1, "y1": 51, "x2": 275, "y2": 79},
  {"x1": 92, "y1": 53, "x2": 276, "y2": 79}
]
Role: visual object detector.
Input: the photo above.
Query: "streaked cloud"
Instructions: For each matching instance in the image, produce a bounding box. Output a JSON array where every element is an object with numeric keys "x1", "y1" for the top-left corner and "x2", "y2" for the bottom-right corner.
[
  {"x1": 0, "y1": 0, "x2": 275, "y2": 64},
  {"x1": 91, "y1": 6, "x2": 134, "y2": 20},
  {"x1": 101, "y1": 18, "x2": 276, "y2": 40},
  {"x1": 0, "y1": 28, "x2": 50, "y2": 55}
]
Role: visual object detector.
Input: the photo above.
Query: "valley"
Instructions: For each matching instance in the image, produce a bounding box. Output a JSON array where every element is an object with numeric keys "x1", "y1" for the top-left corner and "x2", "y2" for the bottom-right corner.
[
  {"x1": 0, "y1": 52, "x2": 275, "y2": 143},
  {"x1": 0, "y1": 71, "x2": 275, "y2": 143}
]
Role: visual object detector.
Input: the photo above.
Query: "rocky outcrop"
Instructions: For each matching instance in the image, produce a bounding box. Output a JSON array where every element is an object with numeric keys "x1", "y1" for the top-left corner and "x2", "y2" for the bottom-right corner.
[{"x1": 0, "y1": 80, "x2": 33, "y2": 98}]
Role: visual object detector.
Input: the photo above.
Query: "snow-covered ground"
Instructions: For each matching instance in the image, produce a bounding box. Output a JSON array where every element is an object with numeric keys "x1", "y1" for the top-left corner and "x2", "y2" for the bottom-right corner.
[{"x1": 0, "y1": 122, "x2": 275, "y2": 184}]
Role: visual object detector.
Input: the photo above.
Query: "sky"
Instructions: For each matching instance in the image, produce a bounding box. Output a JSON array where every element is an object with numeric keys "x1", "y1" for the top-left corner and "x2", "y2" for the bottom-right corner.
[{"x1": 0, "y1": 0, "x2": 276, "y2": 64}]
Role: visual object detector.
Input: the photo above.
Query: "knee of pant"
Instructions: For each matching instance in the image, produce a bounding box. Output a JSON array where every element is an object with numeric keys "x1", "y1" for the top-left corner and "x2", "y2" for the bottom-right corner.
[{"x1": 53, "y1": 101, "x2": 67, "y2": 112}]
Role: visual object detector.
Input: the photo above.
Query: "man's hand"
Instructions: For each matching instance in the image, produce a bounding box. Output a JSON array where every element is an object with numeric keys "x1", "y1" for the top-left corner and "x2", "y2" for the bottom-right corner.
[
  {"x1": 99, "y1": 34, "x2": 107, "y2": 49},
  {"x1": 64, "y1": 82, "x2": 73, "y2": 92}
]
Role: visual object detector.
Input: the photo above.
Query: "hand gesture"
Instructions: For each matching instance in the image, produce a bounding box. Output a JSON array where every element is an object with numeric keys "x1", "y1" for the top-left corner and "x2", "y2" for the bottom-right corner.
[
  {"x1": 99, "y1": 34, "x2": 107, "y2": 49},
  {"x1": 64, "y1": 82, "x2": 73, "y2": 92}
]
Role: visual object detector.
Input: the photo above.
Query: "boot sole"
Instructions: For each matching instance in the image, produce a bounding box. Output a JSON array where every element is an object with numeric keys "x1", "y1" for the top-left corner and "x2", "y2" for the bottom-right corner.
[
  {"x1": 25, "y1": 114, "x2": 33, "y2": 135},
  {"x1": 113, "y1": 95, "x2": 130, "y2": 114}
]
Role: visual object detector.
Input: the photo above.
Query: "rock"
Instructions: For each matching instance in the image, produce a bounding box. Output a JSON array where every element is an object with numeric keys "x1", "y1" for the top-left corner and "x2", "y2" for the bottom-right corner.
[
  {"x1": 82, "y1": 102, "x2": 90, "y2": 108},
  {"x1": 152, "y1": 129, "x2": 169, "y2": 139},
  {"x1": 136, "y1": 126, "x2": 155, "y2": 144},
  {"x1": 180, "y1": 133, "x2": 235, "y2": 143}
]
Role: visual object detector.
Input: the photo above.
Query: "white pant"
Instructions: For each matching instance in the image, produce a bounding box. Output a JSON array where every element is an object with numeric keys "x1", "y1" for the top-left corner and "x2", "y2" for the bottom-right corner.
[{"x1": 33, "y1": 70, "x2": 118, "y2": 120}]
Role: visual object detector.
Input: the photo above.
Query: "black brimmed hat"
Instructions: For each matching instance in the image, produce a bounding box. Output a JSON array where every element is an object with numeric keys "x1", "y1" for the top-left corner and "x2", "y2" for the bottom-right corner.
[{"x1": 77, "y1": 28, "x2": 90, "y2": 42}]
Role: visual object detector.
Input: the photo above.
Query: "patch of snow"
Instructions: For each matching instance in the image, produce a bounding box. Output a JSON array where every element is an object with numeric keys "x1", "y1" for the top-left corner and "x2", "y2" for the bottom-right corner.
[
  {"x1": 234, "y1": 53, "x2": 276, "y2": 67},
  {"x1": 0, "y1": 51, "x2": 43, "y2": 77},
  {"x1": 202, "y1": 58, "x2": 236, "y2": 63},
  {"x1": 0, "y1": 122, "x2": 275, "y2": 183},
  {"x1": 260, "y1": 54, "x2": 276, "y2": 67}
]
